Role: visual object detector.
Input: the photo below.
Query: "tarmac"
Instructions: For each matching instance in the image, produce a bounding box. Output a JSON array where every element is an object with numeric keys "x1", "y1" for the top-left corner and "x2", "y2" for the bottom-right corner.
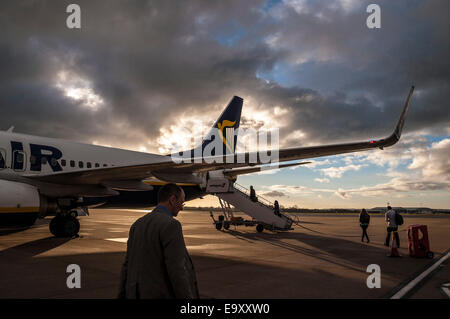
[{"x1": 0, "y1": 209, "x2": 448, "y2": 299}]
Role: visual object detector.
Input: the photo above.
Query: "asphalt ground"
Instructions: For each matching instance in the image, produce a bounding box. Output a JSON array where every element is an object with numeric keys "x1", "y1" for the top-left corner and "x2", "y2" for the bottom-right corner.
[{"x1": 0, "y1": 209, "x2": 448, "y2": 299}]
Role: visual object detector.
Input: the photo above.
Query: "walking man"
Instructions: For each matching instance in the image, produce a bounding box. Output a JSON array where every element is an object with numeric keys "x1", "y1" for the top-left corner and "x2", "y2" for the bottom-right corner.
[{"x1": 118, "y1": 183, "x2": 199, "y2": 299}]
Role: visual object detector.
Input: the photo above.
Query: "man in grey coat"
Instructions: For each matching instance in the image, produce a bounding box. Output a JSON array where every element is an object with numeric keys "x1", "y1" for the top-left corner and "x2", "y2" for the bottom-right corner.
[{"x1": 118, "y1": 183, "x2": 199, "y2": 299}]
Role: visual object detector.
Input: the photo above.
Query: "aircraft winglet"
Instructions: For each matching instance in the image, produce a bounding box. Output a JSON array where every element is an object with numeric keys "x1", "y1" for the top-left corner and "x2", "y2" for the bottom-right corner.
[
  {"x1": 392, "y1": 85, "x2": 414, "y2": 141},
  {"x1": 373, "y1": 85, "x2": 414, "y2": 149}
]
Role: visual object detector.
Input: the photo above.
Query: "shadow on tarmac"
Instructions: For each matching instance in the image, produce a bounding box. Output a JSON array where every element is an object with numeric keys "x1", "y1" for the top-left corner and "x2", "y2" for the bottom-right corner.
[
  {"x1": 0, "y1": 217, "x2": 52, "y2": 236},
  {"x1": 0, "y1": 236, "x2": 72, "y2": 257},
  {"x1": 0, "y1": 247, "x2": 380, "y2": 298},
  {"x1": 224, "y1": 228, "x2": 383, "y2": 273},
  {"x1": 0, "y1": 227, "x2": 32, "y2": 236},
  {"x1": 0, "y1": 225, "x2": 436, "y2": 299}
]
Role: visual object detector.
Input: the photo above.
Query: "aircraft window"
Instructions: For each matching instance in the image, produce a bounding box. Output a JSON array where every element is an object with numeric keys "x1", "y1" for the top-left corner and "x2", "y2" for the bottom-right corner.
[
  {"x1": 0, "y1": 149, "x2": 5, "y2": 169},
  {"x1": 79, "y1": 161, "x2": 84, "y2": 168},
  {"x1": 41, "y1": 157, "x2": 47, "y2": 164},
  {"x1": 103, "y1": 164, "x2": 107, "y2": 167},
  {"x1": 61, "y1": 159, "x2": 66, "y2": 167},
  {"x1": 50, "y1": 158, "x2": 57, "y2": 166},
  {"x1": 16, "y1": 153, "x2": 23, "y2": 163},
  {"x1": 30, "y1": 155, "x2": 36, "y2": 165},
  {"x1": 87, "y1": 162, "x2": 92, "y2": 168},
  {"x1": 12, "y1": 151, "x2": 25, "y2": 171},
  {"x1": 95, "y1": 163, "x2": 100, "y2": 168},
  {"x1": 70, "y1": 160, "x2": 75, "y2": 168}
]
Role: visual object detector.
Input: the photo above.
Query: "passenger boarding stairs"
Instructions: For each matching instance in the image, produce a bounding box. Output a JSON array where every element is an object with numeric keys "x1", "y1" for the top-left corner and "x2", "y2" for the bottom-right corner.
[{"x1": 206, "y1": 180, "x2": 293, "y2": 231}]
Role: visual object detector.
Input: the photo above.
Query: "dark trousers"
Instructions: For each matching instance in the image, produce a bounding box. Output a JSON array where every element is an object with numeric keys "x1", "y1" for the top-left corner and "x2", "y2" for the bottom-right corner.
[
  {"x1": 385, "y1": 227, "x2": 400, "y2": 247},
  {"x1": 361, "y1": 225, "x2": 369, "y2": 242}
]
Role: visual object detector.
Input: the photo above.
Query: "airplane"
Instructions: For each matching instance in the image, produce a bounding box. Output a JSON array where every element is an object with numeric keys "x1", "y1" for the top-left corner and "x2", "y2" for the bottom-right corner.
[{"x1": 0, "y1": 86, "x2": 415, "y2": 237}]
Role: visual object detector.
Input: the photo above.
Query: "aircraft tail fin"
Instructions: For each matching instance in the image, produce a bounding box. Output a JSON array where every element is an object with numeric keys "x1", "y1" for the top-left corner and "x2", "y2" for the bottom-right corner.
[
  {"x1": 174, "y1": 96, "x2": 243, "y2": 158},
  {"x1": 201, "y1": 96, "x2": 243, "y2": 155}
]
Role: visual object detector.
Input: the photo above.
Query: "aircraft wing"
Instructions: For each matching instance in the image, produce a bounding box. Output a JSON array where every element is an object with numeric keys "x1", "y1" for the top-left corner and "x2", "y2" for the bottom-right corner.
[
  {"x1": 222, "y1": 161, "x2": 311, "y2": 178},
  {"x1": 25, "y1": 86, "x2": 414, "y2": 185}
]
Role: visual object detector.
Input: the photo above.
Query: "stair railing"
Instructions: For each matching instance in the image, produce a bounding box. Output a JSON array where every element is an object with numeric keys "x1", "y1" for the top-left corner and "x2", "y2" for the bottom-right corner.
[{"x1": 233, "y1": 182, "x2": 276, "y2": 209}]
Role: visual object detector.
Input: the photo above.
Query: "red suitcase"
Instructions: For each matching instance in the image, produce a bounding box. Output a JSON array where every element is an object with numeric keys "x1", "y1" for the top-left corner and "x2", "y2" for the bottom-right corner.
[{"x1": 407, "y1": 225, "x2": 434, "y2": 258}]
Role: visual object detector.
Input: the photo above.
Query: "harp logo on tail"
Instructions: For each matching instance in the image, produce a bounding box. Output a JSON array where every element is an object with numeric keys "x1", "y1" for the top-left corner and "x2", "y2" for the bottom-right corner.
[{"x1": 217, "y1": 120, "x2": 236, "y2": 153}]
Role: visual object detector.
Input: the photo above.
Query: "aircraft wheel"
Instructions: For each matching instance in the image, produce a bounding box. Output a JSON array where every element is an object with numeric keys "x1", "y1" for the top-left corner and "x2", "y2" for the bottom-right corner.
[
  {"x1": 256, "y1": 224, "x2": 264, "y2": 233},
  {"x1": 426, "y1": 251, "x2": 434, "y2": 259},
  {"x1": 215, "y1": 223, "x2": 223, "y2": 231},
  {"x1": 62, "y1": 216, "x2": 80, "y2": 237},
  {"x1": 224, "y1": 222, "x2": 230, "y2": 230},
  {"x1": 50, "y1": 216, "x2": 80, "y2": 237},
  {"x1": 49, "y1": 216, "x2": 61, "y2": 236}
]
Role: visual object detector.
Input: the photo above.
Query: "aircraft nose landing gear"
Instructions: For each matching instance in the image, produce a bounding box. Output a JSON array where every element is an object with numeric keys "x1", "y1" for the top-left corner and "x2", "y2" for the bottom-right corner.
[{"x1": 49, "y1": 214, "x2": 80, "y2": 237}]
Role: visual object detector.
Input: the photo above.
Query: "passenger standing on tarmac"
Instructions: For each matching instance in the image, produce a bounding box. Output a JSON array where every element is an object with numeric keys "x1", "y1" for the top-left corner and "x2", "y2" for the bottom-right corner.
[
  {"x1": 385, "y1": 206, "x2": 400, "y2": 248},
  {"x1": 359, "y1": 208, "x2": 370, "y2": 243},
  {"x1": 118, "y1": 183, "x2": 199, "y2": 299}
]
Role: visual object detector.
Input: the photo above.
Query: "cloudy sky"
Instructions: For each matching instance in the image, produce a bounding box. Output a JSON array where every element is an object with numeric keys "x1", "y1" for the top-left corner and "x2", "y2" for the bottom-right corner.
[{"x1": 1, "y1": 0, "x2": 449, "y2": 208}]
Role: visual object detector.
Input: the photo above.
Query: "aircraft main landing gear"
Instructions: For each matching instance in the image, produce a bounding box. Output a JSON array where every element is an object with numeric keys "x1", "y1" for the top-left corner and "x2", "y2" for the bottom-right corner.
[{"x1": 49, "y1": 214, "x2": 80, "y2": 237}]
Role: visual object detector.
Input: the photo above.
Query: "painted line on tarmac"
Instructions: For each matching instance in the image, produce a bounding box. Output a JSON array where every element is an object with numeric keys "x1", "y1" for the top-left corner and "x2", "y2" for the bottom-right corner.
[{"x1": 390, "y1": 250, "x2": 450, "y2": 299}]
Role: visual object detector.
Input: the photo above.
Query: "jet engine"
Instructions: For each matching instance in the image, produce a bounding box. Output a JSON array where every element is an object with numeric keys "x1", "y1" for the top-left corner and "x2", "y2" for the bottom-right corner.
[{"x1": 0, "y1": 180, "x2": 54, "y2": 226}]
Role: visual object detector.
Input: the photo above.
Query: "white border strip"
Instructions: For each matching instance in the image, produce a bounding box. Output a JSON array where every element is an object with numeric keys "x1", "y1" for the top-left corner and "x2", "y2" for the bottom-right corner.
[{"x1": 391, "y1": 251, "x2": 450, "y2": 299}]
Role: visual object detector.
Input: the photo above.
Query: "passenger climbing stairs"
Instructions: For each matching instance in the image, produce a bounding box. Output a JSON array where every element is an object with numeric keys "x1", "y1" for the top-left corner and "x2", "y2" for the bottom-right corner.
[{"x1": 206, "y1": 179, "x2": 293, "y2": 232}]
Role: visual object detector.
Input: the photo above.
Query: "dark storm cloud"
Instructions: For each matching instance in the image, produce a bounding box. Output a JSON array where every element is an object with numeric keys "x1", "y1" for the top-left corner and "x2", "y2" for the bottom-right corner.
[
  {"x1": 0, "y1": 0, "x2": 281, "y2": 148},
  {"x1": 254, "y1": 0, "x2": 450, "y2": 142},
  {"x1": 0, "y1": 0, "x2": 448, "y2": 152},
  {"x1": 0, "y1": 0, "x2": 271, "y2": 146}
]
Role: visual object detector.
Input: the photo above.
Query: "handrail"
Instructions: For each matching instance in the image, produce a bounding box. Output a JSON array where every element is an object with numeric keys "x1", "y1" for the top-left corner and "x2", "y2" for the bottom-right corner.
[
  {"x1": 233, "y1": 182, "x2": 275, "y2": 208},
  {"x1": 232, "y1": 182, "x2": 293, "y2": 226}
]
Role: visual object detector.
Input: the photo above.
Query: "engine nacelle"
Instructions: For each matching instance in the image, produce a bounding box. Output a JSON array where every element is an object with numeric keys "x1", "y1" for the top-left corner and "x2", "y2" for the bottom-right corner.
[{"x1": 0, "y1": 180, "x2": 41, "y2": 226}]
